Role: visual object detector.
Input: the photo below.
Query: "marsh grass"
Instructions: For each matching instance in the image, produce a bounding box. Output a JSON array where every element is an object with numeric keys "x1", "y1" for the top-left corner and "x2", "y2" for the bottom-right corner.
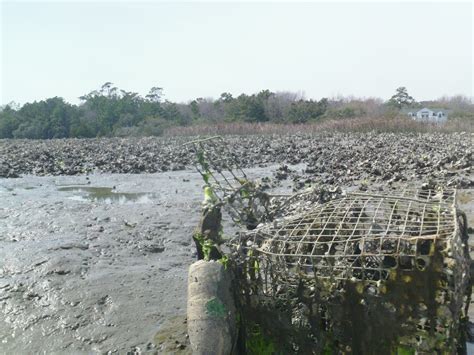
[{"x1": 163, "y1": 116, "x2": 473, "y2": 136}]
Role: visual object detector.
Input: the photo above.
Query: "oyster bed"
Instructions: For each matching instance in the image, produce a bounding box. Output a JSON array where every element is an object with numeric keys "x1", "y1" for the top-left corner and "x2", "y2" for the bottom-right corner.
[{"x1": 0, "y1": 133, "x2": 472, "y2": 189}]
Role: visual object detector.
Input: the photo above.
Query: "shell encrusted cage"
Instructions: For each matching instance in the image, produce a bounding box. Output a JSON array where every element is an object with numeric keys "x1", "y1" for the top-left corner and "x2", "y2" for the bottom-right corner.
[{"x1": 232, "y1": 188, "x2": 471, "y2": 354}]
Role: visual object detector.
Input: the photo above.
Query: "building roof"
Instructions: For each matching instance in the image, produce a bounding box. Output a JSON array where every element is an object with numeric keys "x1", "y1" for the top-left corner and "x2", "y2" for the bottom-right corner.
[{"x1": 405, "y1": 107, "x2": 448, "y2": 114}]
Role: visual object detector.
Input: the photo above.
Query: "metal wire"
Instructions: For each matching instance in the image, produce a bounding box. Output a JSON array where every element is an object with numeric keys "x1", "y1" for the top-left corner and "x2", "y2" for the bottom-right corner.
[
  {"x1": 235, "y1": 188, "x2": 458, "y2": 285},
  {"x1": 184, "y1": 136, "x2": 248, "y2": 200},
  {"x1": 185, "y1": 136, "x2": 470, "y2": 353},
  {"x1": 231, "y1": 188, "x2": 469, "y2": 353},
  {"x1": 185, "y1": 136, "x2": 277, "y2": 226}
]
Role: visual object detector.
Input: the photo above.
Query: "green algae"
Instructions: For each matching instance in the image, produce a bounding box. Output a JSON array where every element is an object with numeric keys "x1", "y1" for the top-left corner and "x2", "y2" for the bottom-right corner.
[{"x1": 205, "y1": 298, "x2": 227, "y2": 318}]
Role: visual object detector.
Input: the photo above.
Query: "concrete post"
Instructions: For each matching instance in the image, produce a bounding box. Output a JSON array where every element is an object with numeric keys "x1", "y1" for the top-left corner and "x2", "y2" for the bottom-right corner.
[{"x1": 187, "y1": 260, "x2": 237, "y2": 355}]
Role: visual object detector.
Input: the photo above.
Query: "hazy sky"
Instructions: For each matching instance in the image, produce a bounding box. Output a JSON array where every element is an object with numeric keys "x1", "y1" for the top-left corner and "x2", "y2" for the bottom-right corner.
[{"x1": 1, "y1": 1, "x2": 473, "y2": 105}]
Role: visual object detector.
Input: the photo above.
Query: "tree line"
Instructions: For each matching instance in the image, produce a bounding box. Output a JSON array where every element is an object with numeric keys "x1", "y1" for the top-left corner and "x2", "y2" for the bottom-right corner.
[{"x1": 0, "y1": 84, "x2": 472, "y2": 139}]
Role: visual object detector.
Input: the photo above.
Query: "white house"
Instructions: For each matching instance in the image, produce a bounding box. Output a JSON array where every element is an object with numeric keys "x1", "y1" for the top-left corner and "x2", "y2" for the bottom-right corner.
[{"x1": 407, "y1": 108, "x2": 448, "y2": 124}]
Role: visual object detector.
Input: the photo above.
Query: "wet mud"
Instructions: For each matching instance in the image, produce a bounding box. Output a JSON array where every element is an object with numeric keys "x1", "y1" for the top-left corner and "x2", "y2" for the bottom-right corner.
[
  {"x1": 0, "y1": 171, "x2": 203, "y2": 353},
  {"x1": 0, "y1": 166, "x2": 278, "y2": 354}
]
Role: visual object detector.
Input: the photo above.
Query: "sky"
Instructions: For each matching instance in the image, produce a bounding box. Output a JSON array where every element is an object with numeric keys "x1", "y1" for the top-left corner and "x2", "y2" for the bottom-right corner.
[{"x1": 1, "y1": 1, "x2": 473, "y2": 105}]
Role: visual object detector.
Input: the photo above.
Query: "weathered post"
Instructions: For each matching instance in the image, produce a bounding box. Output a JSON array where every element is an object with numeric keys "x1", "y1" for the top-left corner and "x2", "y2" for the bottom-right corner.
[
  {"x1": 187, "y1": 260, "x2": 236, "y2": 355},
  {"x1": 187, "y1": 183, "x2": 237, "y2": 354}
]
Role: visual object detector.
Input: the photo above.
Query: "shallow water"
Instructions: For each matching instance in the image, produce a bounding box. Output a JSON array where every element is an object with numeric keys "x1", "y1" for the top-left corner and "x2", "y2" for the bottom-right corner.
[{"x1": 57, "y1": 186, "x2": 158, "y2": 204}]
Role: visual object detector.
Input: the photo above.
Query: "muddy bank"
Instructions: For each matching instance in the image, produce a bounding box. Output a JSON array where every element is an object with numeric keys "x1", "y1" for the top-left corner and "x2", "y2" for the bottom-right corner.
[{"x1": 0, "y1": 133, "x2": 472, "y2": 188}]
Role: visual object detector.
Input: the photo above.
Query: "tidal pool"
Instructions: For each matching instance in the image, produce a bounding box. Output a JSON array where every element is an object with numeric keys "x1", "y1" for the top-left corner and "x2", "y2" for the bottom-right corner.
[{"x1": 57, "y1": 186, "x2": 157, "y2": 204}]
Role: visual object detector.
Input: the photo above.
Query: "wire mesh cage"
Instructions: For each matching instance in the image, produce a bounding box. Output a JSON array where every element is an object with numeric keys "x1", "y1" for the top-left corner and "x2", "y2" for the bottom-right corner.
[
  {"x1": 237, "y1": 187, "x2": 458, "y2": 284},
  {"x1": 232, "y1": 187, "x2": 471, "y2": 354}
]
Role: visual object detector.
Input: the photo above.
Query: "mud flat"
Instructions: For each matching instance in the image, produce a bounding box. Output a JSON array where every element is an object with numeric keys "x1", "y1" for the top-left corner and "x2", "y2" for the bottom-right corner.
[
  {"x1": 0, "y1": 171, "x2": 199, "y2": 353},
  {"x1": 0, "y1": 133, "x2": 472, "y2": 353},
  {"x1": 0, "y1": 165, "x2": 281, "y2": 353}
]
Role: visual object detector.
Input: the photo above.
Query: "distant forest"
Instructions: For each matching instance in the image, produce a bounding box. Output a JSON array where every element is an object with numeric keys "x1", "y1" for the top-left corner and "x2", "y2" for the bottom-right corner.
[{"x1": 0, "y1": 83, "x2": 473, "y2": 139}]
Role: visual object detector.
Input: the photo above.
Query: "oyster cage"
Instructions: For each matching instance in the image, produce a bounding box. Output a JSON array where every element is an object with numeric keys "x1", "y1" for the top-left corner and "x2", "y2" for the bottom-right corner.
[{"x1": 231, "y1": 188, "x2": 471, "y2": 354}]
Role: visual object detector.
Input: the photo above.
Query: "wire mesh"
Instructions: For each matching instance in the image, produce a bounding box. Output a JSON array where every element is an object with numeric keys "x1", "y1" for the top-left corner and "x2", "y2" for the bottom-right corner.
[
  {"x1": 232, "y1": 187, "x2": 470, "y2": 353},
  {"x1": 184, "y1": 136, "x2": 248, "y2": 200},
  {"x1": 235, "y1": 188, "x2": 458, "y2": 285},
  {"x1": 184, "y1": 136, "x2": 275, "y2": 227},
  {"x1": 184, "y1": 136, "x2": 470, "y2": 353}
]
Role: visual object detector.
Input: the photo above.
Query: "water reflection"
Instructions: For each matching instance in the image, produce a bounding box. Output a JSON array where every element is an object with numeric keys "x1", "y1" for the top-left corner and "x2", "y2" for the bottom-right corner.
[{"x1": 57, "y1": 186, "x2": 156, "y2": 204}]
